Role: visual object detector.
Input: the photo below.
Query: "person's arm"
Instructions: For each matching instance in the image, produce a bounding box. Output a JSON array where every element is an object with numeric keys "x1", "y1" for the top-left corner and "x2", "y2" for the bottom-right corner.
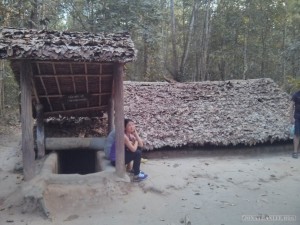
[
  {"x1": 133, "y1": 129, "x2": 144, "y2": 148},
  {"x1": 124, "y1": 134, "x2": 138, "y2": 152}
]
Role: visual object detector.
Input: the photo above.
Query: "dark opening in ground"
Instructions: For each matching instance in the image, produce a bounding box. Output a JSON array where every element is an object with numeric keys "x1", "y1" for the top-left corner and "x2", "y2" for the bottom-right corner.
[{"x1": 58, "y1": 149, "x2": 96, "y2": 175}]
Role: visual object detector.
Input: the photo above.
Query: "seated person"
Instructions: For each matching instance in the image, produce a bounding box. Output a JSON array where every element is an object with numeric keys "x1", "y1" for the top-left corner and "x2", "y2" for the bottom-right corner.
[{"x1": 110, "y1": 119, "x2": 148, "y2": 182}]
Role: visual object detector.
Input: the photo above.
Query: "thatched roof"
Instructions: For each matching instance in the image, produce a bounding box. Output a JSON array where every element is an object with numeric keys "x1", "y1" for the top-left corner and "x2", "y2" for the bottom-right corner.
[
  {"x1": 0, "y1": 27, "x2": 136, "y2": 62},
  {"x1": 0, "y1": 27, "x2": 137, "y2": 118},
  {"x1": 124, "y1": 78, "x2": 291, "y2": 150}
]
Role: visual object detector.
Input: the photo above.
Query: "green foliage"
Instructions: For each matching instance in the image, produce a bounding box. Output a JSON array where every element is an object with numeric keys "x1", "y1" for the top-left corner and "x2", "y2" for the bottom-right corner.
[
  {"x1": 287, "y1": 76, "x2": 300, "y2": 93},
  {"x1": 1, "y1": 62, "x2": 19, "y2": 107},
  {"x1": 0, "y1": 0, "x2": 299, "y2": 85}
]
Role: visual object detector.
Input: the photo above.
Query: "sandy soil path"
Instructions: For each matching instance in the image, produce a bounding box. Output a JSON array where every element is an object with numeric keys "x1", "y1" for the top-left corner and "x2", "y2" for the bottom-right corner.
[{"x1": 0, "y1": 130, "x2": 299, "y2": 225}]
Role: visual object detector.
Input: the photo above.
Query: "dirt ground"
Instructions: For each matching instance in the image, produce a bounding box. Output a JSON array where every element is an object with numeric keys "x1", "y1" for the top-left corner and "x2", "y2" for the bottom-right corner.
[{"x1": 0, "y1": 126, "x2": 299, "y2": 225}]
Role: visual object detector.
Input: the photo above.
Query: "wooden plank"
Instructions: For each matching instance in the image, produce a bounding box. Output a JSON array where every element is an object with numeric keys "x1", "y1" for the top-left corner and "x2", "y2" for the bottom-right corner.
[
  {"x1": 84, "y1": 62, "x2": 88, "y2": 74},
  {"x1": 36, "y1": 61, "x2": 41, "y2": 75},
  {"x1": 69, "y1": 63, "x2": 73, "y2": 74},
  {"x1": 34, "y1": 74, "x2": 113, "y2": 78},
  {"x1": 45, "y1": 137, "x2": 106, "y2": 151},
  {"x1": 36, "y1": 62, "x2": 53, "y2": 111},
  {"x1": 72, "y1": 76, "x2": 76, "y2": 93},
  {"x1": 20, "y1": 60, "x2": 35, "y2": 180},
  {"x1": 54, "y1": 77, "x2": 66, "y2": 111},
  {"x1": 31, "y1": 78, "x2": 40, "y2": 104},
  {"x1": 114, "y1": 63, "x2": 125, "y2": 178},
  {"x1": 85, "y1": 75, "x2": 90, "y2": 107},
  {"x1": 35, "y1": 103, "x2": 45, "y2": 159},
  {"x1": 44, "y1": 105, "x2": 108, "y2": 117},
  {"x1": 34, "y1": 61, "x2": 113, "y2": 65},
  {"x1": 39, "y1": 77, "x2": 53, "y2": 111},
  {"x1": 52, "y1": 62, "x2": 57, "y2": 75},
  {"x1": 52, "y1": 63, "x2": 66, "y2": 111},
  {"x1": 37, "y1": 92, "x2": 111, "y2": 98},
  {"x1": 85, "y1": 75, "x2": 89, "y2": 93},
  {"x1": 84, "y1": 63, "x2": 90, "y2": 108},
  {"x1": 71, "y1": 75, "x2": 78, "y2": 109}
]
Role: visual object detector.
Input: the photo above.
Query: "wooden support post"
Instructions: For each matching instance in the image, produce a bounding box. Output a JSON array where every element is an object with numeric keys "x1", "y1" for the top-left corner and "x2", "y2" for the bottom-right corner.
[
  {"x1": 20, "y1": 60, "x2": 35, "y2": 180},
  {"x1": 108, "y1": 96, "x2": 114, "y2": 133},
  {"x1": 114, "y1": 63, "x2": 125, "y2": 178},
  {"x1": 36, "y1": 103, "x2": 45, "y2": 159}
]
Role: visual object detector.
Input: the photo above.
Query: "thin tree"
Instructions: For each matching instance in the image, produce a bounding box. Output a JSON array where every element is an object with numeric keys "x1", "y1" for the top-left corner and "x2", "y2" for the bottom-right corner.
[
  {"x1": 29, "y1": 0, "x2": 39, "y2": 29},
  {"x1": 198, "y1": 0, "x2": 211, "y2": 81},
  {"x1": 180, "y1": 1, "x2": 199, "y2": 79},
  {"x1": 170, "y1": 0, "x2": 179, "y2": 80}
]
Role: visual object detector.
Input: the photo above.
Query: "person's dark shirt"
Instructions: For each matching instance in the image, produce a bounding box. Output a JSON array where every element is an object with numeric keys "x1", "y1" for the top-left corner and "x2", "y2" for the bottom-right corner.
[{"x1": 292, "y1": 91, "x2": 300, "y2": 119}]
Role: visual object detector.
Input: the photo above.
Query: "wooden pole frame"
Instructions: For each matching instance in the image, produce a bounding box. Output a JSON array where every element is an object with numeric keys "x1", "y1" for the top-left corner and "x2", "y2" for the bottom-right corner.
[
  {"x1": 108, "y1": 95, "x2": 114, "y2": 133},
  {"x1": 113, "y1": 63, "x2": 125, "y2": 178},
  {"x1": 20, "y1": 60, "x2": 35, "y2": 180}
]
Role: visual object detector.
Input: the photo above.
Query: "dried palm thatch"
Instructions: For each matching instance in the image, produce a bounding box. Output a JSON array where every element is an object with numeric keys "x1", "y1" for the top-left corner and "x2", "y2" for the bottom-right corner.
[
  {"x1": 0, "y1": 27, "x2": 136, "y2": 62},
  {"x1": 124, "y1": 78, "x2": 291, "y2": 150}
]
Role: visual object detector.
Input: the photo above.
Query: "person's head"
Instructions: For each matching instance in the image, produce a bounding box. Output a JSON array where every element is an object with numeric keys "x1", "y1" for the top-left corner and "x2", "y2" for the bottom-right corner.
[{"x1": 124, "y1": 119, "x2": 135, "y2": 133}]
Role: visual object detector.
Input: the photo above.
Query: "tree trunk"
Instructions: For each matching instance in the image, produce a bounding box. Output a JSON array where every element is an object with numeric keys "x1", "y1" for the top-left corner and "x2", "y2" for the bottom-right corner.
[
  {"x1": 243, "y1": 26, "x2": 249, "y2": 80},
  {"x1": 260, "y1": 34, "x2": 266, "y2": 77},
  {"x1": 282, "y1": 7, "x2": 287, "y2": 87},
  {"x1": 29, "y1": 0, "x2": 39, "y2": 29},
  {"x1": 143, "y1": 34, "x2": 148, "y2": 79},
  {"x1": 218, "y1": 59, "x2": 226, "y2": 81},
  {"x1": 180, "y1": 1, "x2": 198, "y2": 77},
  {"x1": 198, "y1": 0, "x2": 211, "y2": 81},
  {"x1": 89, "y1": 0, "x2": 95, "y2": 32},
  {"x1": 170, "y1": 0, "x2": 179, "y2": 81}
]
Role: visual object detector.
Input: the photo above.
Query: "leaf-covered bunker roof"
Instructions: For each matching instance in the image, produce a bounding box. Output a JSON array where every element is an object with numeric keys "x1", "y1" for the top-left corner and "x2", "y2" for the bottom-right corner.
[
  {"x1": 124, "y1": 79, "x2": 291, "y2": 150},
  {"x1": 0, "y1": 27, "x2": 136, "y2": 62},
  {"x1": 0, "y1": 27, "x2": 137, "y2": 118}
]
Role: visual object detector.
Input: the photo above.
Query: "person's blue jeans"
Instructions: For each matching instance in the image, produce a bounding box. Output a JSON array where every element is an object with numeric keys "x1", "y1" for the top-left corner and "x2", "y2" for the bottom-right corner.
[
  {"x1": 125, "y1": 148, "x2": 142, "y2": 176},
  {"x1": 111, "y1": 148, "x2": 142, "y2": 176}
]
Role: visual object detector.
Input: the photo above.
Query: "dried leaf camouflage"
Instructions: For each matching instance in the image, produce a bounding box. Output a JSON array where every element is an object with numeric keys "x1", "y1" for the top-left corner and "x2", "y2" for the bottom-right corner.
[
  {"x1": 0, "y1": 28, "x2": 136, "y2": 62},
  {"x1": 124, "y1": 79, "x2": 291, "y2": 150}
]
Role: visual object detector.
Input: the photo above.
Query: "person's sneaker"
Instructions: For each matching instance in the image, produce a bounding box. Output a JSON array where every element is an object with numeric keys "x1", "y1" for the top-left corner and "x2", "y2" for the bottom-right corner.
[
  {"x1": 133, "y1": 172, "x2": 148, "y2": 182},
  {"x1": 292, "y1": 152, "x2": 298, "y2": 159},
  {"x1": 129, "y1": 169, "x2": 144, "y2": 174}
]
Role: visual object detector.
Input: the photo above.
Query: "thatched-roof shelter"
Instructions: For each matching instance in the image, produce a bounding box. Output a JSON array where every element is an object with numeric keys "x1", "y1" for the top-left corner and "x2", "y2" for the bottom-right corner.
[
  {"x1": 124, "y1": 78, "x2": 291, "y2": 150},
  {"x1": 0, "y1": 27, "x2": 136, "y2": 62},
  {"x1": 0, "y1": 27, "x2": 136, "y2": 118},
  {"x1": 0, "y1": 27, "x2": 137, "y2": 180}
]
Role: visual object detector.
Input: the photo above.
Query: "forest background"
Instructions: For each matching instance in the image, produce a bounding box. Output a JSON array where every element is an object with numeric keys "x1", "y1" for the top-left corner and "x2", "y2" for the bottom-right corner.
[{"x1": 0, "y1": 0, "x2": 299, "y2": 118}]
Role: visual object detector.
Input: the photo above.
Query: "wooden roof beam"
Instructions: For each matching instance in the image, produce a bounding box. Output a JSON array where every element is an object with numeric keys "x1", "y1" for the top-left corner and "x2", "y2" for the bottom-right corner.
[
  {"x1": 37, "y1": 63, "x2": 53, "y2": 111},
  {"x1": 34, "y1": 74, "x2": 113, "y2": 78},
  {"x1": 44, "y1": 106, "x2": 108, "y2": 117},
  {"x1": 37, "y1": 92, "x2": 111, "y2": 98},
  {"x1": 52, "y1": 62, "x2": 66, "y2": 111}
]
